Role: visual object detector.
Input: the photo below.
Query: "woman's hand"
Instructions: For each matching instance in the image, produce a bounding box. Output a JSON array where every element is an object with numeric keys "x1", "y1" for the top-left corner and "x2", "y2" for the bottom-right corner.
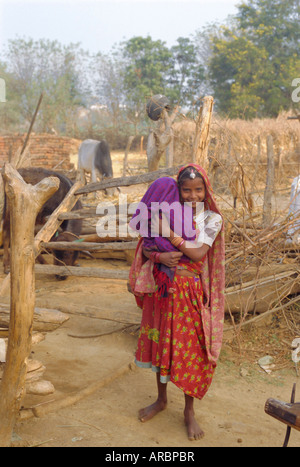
[
  {"x1": 159, "y1": 251, "x2": 183, "y2": 268},
  {"x1": 142, "y1": 248, "x2": 182, "y2": 268}
]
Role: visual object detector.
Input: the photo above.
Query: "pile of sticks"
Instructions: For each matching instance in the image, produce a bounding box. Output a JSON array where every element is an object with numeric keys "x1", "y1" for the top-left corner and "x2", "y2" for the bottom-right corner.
[
  {"x1": 224, "y1": 208, "x2": 300, "y2": 323},
  {"x1": 225, "y1": 212, "x2": 300, "y2": 269}
]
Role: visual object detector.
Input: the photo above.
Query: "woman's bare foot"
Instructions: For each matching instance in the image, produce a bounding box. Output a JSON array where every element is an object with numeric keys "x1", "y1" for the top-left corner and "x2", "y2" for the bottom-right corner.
[
  {"x1": 184, "y1": 407, "x2": 204, "y2": 441},
  {"x1": 138, "y1": 398, "x2": 167, "y2": 422}
]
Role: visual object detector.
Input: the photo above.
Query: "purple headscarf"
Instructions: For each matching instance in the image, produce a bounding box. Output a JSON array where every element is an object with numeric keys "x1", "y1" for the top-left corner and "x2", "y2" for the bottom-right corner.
[{"x1": 129, "y1": 177, "x2": 195, "y2": 262}]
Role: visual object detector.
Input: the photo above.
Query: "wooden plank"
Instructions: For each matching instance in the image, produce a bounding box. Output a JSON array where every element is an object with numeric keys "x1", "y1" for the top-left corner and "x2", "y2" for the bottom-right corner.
[
  {"x1": 35, "y1": 264, "x2": 130, "y2": 279},
  {"x1": 40, "y1": 240, "x2": 138, "y2": 251},
  {"x1": 225, "y1": 269, "x2": 300, "y2": 314},
  {"x1": 34, "y1": 299, "x2": 142, "y2": 325},
  {"x1": 57, "y1": 202, "x2": 139, "y2": 220},
  {"x1": 265, "y1": 399, "x2": 300, "y2": 431},
  {"x1": 79, "y1": 233, "x2": 135, "y2": 243},
  {"x1": 75, "y1": 166, "x2": 181, "y2": 195},
  {"x1": 0, "y1": 304, "x2": 69, "y2": 332}
]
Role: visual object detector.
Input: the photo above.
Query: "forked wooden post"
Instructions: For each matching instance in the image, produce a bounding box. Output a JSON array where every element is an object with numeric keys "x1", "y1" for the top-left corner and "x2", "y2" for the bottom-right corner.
[
  {"x1": 146, "y1": 107, "x2": 179, "y2": 172},
  {"x1": 0, "y1": 164, "x2": 59, "y2": 447}
]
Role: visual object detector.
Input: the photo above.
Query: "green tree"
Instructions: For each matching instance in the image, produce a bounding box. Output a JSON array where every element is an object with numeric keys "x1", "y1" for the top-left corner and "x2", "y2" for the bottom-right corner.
[
  {"x1": 1, "y1": 38, "x2": 89, "y2": 132},
  {"x1": 193, "y1": 22, "x2": 224, "y2": 97},
  {"x1": 121, "y1": 36, "x2": 172, "y2": 119},
  {"x1": 0, "y1": 61, "x2": 21, "y2": 132},
  {"x1": 209, "y1": 0, "x2": 300, "y2": 118},
  {"x1": 169, "y1": 37, "x2": 205, "y2": 109},
  {"x1": 92, "y1": 50, "x2": 126, "y2": 129}
]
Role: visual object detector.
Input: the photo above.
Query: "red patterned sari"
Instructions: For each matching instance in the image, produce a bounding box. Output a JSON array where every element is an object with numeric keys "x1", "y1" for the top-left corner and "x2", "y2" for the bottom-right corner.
[{"x1": 135, "y1": 260, "x2": 215, "y2": 399}]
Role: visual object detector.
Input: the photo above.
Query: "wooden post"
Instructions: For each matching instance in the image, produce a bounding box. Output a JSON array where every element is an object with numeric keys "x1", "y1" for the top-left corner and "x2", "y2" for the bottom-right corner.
[
  {"x1": 263, "y1": 135, "x2": 275, "y2": 227},
  {"x1": 166, "y1": 133, "x2": 174, "y2": 168},
  {"x1": 123, "y1": 135, "x2": 135, "y2": 176},
  {"x1": 192, "y1": 96, "x2": 214, "y2": 170},
  {"x1": 250, "y1": 135, "x2": 261, "y2": 191},
  {"x1": 140, "y1": 136, "x2": 144, "y2": 156},
  {"x1": 146, "y1": 107, "x2": 179, "y2": 172},
  {"x1": 0, "y1": 164, "x2": 59, "y2": 447}
]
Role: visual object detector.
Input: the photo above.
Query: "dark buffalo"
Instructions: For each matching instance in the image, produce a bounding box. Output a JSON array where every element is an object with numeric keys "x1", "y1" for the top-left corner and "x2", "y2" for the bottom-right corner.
[{"x1": 3, "y1": 167, "x2": 83, "y2": 279}]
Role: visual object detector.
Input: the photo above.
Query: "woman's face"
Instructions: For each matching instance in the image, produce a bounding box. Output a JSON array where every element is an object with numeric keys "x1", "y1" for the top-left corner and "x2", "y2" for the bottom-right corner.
[{"x1": 180, "y1": 177, "x2": 206, "y2": 211}]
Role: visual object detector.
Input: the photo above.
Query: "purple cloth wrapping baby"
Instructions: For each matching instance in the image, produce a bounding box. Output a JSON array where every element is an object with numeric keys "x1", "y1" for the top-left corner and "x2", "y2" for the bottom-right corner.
[{"x1": 129, "y1": 178, "x2": 196, "y2": 296}]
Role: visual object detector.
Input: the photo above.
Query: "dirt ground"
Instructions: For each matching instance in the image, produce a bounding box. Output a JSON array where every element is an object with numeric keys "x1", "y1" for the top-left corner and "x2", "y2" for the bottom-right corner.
[
  {"x1": 9, "y1": 269, "x2": 299, "y2": 449},
  {"x1": 2, "y1": 151, "x2": 300, "y2": 448}
]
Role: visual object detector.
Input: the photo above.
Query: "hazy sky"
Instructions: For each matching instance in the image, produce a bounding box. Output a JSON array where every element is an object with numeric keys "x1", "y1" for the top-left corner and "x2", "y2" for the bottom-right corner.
[{"x1": 0, "y1": 0, "x2": 239, "y2": 54}]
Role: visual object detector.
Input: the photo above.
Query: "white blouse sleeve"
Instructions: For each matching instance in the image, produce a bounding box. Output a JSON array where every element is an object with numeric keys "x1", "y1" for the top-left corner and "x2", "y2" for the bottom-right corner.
[{"x1": 195, "y1": 210, "x2": 223, "y2": 247}]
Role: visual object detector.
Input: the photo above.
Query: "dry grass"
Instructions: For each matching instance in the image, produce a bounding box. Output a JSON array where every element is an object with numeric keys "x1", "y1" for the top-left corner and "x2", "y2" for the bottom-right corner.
[{"x1": 173, "y1": 111, "x2": 300, "y2": 187}]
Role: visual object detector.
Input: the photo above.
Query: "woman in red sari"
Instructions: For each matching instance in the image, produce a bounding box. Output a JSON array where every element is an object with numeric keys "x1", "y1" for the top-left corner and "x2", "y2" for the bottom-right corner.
[{"x1": 129, "y1": 164, "x2": 225, "y2": 440}]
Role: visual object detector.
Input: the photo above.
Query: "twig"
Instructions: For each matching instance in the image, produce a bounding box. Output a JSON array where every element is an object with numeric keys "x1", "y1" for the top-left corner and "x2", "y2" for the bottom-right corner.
[{"x1": 19, "y1": 93, "x2": 44, "y2": 158}]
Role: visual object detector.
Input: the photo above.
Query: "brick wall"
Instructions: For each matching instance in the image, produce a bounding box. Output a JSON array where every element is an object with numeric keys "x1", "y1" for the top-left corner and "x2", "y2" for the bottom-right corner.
[{"x1": 0, "y1": 134, "x2": 81, "y2": 171}]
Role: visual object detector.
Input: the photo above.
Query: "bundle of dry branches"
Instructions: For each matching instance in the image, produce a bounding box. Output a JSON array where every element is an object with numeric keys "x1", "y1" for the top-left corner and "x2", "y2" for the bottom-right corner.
[{"x1": 223, "y1": 201, "x2": 300, "y2": 331}]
